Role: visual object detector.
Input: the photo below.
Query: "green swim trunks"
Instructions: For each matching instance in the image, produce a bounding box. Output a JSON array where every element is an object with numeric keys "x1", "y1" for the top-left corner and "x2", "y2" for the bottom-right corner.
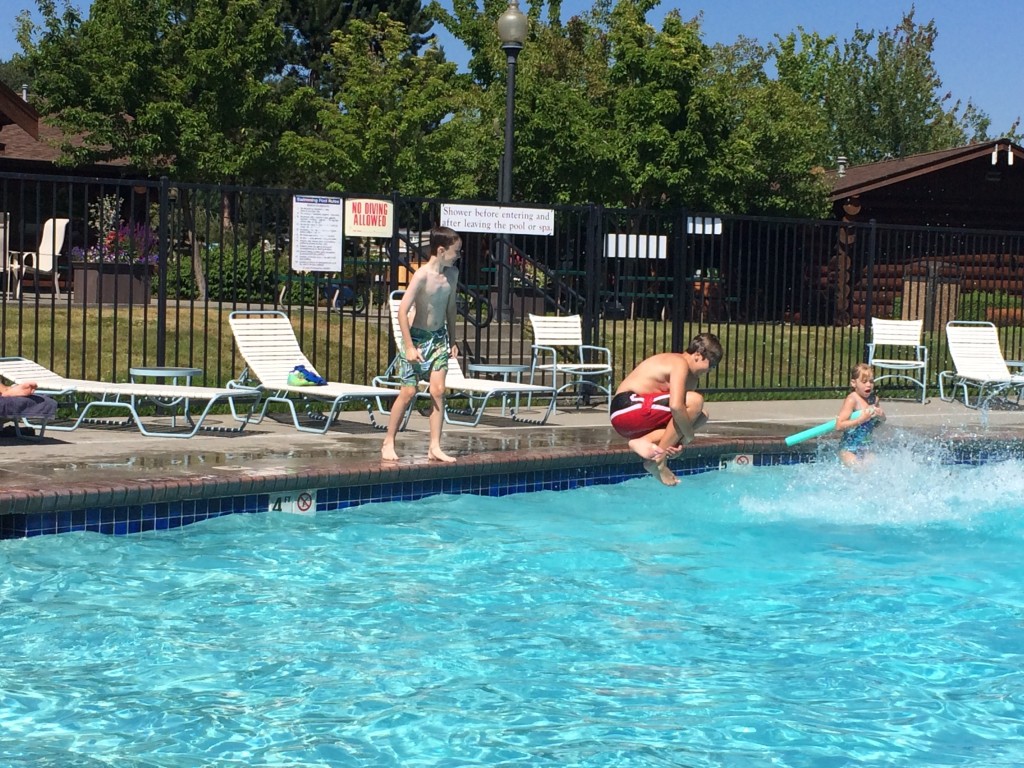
[{"x1": 398, "y1": 326, "x2": 450, "y2": 386}]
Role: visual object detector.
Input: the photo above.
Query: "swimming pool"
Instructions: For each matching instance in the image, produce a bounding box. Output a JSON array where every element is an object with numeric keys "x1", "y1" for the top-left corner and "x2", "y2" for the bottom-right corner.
[{"x1": 3, "y1": 449, "x2": 1024, "y2": 766}]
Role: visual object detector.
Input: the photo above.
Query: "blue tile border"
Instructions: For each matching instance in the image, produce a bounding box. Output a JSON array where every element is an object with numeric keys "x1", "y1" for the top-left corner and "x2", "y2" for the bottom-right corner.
[
  {"x1": 0, "y1": 448, "x2": 746, "y2": 538},
  {"x1": 1, "y1": 436, "x2": 1019, "y2": 538}
]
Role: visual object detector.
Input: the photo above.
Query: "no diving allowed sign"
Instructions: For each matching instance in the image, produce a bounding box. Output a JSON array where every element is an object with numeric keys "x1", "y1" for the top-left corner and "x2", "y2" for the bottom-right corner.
[{"x1": 269, "y1": 490, "x2": 317, "y2": 516}]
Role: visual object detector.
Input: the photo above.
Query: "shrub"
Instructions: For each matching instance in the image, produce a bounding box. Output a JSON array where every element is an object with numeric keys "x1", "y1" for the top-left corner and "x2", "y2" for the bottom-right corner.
[{"x1": 203, "y1": 244, "x2": 279, "y2": 303}]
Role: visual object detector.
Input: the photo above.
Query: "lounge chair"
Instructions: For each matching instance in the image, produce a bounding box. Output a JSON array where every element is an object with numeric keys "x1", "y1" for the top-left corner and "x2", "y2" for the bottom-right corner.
[
  {"x1": 938, "y1": 320, "x2": 1024, "y2": 409},
  {"x1": 374, "y1": 291, "x2": 558, "y2": 425},
  {"x1": 0, "y1": 356, "x2": 261, "y2": 438},
  {"x1": 867, "y1": 317, "x2": 928, "y2": 403},
  {"x1": 227, "y1": 310, "x2": 400, "y2": 433}
]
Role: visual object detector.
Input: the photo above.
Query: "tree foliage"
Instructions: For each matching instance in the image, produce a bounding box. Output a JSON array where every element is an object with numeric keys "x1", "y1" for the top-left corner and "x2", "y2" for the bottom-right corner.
[
  {"x1": 276, "y1": 0, "x2": 433, "y2": 94},
  {"x1": 278, "y1": 14, "x2": 489, "y2": 197},
  {"x1": 17, "y1": 0, "x2": 285, "y2": 181},
  {"x1": 771, "y1": 10, "x2": 992, "y2": 166},
  {"x1": 11, "y1": 0, "x2": 1000, "y2": 217}
]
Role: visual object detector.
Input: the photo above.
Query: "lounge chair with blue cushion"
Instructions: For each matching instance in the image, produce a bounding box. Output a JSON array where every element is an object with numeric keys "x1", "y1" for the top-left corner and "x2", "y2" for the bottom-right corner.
[{"x1": 227, "y1": 310, "x2": 400, "y2": 433}]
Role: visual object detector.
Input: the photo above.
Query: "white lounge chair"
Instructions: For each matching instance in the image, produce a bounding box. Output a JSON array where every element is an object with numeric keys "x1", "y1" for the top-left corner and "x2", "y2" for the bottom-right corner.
[
  {"x1": 527, "y1": 313, "x2": 614, "y2": 411},
  {"x1": 227, "y1": 310, "x2": 400, "y2": 433},
  {"x1": 938, "y1": 320, "x2": 1024, "y2": 409},
  {"x1": 375, "y1": 291, "x2": 558, "y2": 426},
  {"x1": 9, "y1": 217, "x2": 70, "y2": 299},
  {"x1": 867, "y1": 317, "x2": 928, "y2": 403},
  {"x1": 0, "y1": 356, "x2": 261, "y2": 438}
]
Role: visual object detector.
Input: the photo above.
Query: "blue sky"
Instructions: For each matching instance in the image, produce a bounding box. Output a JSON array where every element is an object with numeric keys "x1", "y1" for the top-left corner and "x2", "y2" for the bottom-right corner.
[{"x1": 3, "y1": 0, "x2": 1021, "y2": 135}]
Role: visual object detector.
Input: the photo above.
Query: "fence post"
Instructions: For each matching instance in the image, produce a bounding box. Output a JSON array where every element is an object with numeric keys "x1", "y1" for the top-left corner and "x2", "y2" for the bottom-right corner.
[
  {"x1": 156, "y1": 176, "x2": 170, "y2": 366},
  {"x1": 582, "y1": 203, "x2": 601, "y2": 343},
  {"x1": 863, "y1": 218, "x2": 877, "y2": 360},
  {"x1": 671, "y1": 207, "x2": 689, "y2": 352}
]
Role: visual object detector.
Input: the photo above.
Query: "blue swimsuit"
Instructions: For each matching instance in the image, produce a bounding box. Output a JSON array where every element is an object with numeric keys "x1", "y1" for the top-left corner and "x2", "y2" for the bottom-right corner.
[{"x1": 839, "y1": 394, "x2": 879, "y2": 454}]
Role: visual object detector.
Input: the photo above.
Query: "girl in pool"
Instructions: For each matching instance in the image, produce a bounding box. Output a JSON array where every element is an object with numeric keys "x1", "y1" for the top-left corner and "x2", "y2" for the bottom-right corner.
[{"x1": 835, "y1": 362, "x2": 886, "y2": 468}]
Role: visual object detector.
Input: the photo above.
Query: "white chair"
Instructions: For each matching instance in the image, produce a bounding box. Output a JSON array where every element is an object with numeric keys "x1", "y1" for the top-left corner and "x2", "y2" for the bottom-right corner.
[
  {"x1": 938, "y1": 320, "x2": 1024, "y2": 409},
  {"x1": 0, "y1": 356, "x2": 261, "y2": 438},
  {"x1": 227, "y1": 310, "x2": 400, "y2": 433},
  {"x1": 375, "y1": 291, "x2": 557, "y2": 425},
  {"x1": 867, "y1": 317, "x2": 928, "y2": 403},
  {"x1": 10, "y1": 217, "x2": 71, "y2": 298},
  {"x1": 527, "y1": 314, "x2": 614, "y2": 411}
]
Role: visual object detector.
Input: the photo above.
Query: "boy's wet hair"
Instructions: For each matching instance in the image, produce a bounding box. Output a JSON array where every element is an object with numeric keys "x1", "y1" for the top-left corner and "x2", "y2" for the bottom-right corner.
[
  {"x1": 850, "y1": 362, "x2": 874, "y2": 381},
  {"x1": 687, "y1": 333, "x2": 723, "y2": 366},
  {"x1": 430, "y1": 226, "x2": 461, "y2": 252}
]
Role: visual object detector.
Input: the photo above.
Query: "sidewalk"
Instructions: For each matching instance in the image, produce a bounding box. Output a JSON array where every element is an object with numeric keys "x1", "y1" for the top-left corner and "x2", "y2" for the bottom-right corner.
[{"x1": 1, "y1": 397, "x2": 1020, "y2": 518}]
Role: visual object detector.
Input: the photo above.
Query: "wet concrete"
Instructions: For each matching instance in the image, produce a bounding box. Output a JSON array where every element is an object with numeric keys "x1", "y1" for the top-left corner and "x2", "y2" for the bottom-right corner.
[{"x1": 1, "y1": 397, "x2": 1021, "y2": 516}]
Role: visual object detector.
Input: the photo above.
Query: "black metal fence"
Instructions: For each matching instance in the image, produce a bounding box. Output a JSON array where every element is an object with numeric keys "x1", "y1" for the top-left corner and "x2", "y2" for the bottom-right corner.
[{"x1": 3, "y1": 170, "x2": 1024, "y2": 399}]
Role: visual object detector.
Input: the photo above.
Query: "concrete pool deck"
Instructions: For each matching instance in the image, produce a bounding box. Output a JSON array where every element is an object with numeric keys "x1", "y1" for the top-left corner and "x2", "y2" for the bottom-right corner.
[{"x1": 1, "y1": 396, "x2": 1022, "y2": 519}]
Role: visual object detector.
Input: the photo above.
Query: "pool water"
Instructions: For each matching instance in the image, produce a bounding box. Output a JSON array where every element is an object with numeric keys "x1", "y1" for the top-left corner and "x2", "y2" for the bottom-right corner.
[{"x1": 3, "y1": 449, "x2": 1024, "y2": 766}]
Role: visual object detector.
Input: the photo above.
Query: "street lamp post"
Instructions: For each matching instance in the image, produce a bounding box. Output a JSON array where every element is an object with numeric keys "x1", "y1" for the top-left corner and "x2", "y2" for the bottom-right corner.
[{"x1": 497, "y1": 0, "x2": 527, "y2": 320}]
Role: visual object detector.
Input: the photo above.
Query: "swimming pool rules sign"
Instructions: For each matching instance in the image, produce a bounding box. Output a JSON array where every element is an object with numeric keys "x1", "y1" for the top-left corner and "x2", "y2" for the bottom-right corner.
[{"x1": 291, "y1": 195, "x2": 343, "y2": 271}]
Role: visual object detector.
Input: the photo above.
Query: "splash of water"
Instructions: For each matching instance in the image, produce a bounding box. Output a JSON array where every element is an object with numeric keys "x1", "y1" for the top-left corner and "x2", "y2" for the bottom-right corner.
[{"x1": 732, "y1": 431, "x2": 1024, "y2": 528}]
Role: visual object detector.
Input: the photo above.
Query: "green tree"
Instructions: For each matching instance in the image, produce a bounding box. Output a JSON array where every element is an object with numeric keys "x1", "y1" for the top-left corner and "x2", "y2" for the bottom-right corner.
[
  {"x1": 0, "y1": 54, "x2": 31, "y2": 95},
  {"x1": 276, "y1": 0, "x2": 433, "y2": 94},
  {"x1": 278, "y1": 14, "x2": 490, "y2": 197},
  {"x1": 601, "y1": 2, "x2": 710, "y2": 208},
  {"x1": 772, "y1": 11, "x2": 991, "y2": 166},
  {"x1": 17, "y1": 0, "x2": 285, "y2": 182},
  {"x1": 701, "y1": 37, "x2": 830, "y2": 216},
  {"x1": 507, "y1": 14, "x2": 618, "y2": 204}
]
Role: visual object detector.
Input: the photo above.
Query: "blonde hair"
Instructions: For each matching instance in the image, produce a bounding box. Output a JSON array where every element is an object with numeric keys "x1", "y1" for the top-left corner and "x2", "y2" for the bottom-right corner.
[{"x1": 849, "y1": 363, "x2": 874, "y2": 383}]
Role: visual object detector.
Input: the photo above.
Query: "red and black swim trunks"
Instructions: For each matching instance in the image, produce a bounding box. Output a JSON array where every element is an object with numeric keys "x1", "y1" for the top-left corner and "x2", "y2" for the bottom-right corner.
[{"x1": 609, "y1": 391, "x2": 672, "y2": 440}]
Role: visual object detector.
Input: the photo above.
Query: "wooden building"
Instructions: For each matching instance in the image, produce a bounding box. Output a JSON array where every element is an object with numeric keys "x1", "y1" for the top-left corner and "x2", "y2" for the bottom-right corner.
[
  {"x1": 823, "y1": 140, "x2": 1024, "y2": 325},
  {"x1": 830, "y1": 140, "x2": 1024, "y2": 230}
]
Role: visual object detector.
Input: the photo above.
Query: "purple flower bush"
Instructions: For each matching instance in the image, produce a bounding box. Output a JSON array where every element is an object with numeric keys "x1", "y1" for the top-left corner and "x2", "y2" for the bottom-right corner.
[{"x1": 72, "y1": 222, "x2": 159, "y2": 265}]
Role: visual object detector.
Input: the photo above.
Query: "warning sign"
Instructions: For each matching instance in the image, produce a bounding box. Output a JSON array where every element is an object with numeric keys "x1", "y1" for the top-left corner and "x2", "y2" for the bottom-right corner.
[
  {"x1": 345, "y1": 198, "x2": 394, "y2": 238},
  {"x1": 269, "y1": 489, "x2": 318, "y2": 516}
]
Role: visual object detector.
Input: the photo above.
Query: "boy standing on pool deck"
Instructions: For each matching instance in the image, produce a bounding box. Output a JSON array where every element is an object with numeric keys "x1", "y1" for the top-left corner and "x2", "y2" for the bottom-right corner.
[
  {"x1": 381, "y1": 226, "x2": 461, "y2": 464},
  {"x1": 609, "y1": 333, "x2": 723, "y2": 486}
]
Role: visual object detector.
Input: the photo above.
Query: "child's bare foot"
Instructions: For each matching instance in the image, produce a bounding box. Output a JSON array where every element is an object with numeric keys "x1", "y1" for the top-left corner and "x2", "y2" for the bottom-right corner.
[
  {"x1": 381, "y1": 445, "x2": 399, "y2": 462},
  {"x1": 643, "y1": 458, "x2": 679, "y2": 486},
  {"x1": 629, "y1": 437, "x2": 664, "y2": 461},
  {"x1": 658, "y1": 463, "x2": 679, "y2": 486},
  {"x1": 428, "y1": 448, "x2": 456, "y2": 463}
]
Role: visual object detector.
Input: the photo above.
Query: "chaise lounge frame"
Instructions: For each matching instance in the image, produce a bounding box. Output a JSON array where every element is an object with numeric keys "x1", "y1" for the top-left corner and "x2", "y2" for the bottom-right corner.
[
  {"x1": 227, "y1": 310, "x2": 401, "y2": 434},
  {"x1": 0, "y1": 356, "x2": 262, "y2": 438}
]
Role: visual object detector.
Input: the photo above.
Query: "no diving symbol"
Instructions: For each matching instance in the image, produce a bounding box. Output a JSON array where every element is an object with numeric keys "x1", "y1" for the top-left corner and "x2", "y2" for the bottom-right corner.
[
  {"x1": 727, "y1": 454, "x2": 754, "y2": 472},
  {"x1": 269, "y1": 489, "x2": 318, "y2": 515}
]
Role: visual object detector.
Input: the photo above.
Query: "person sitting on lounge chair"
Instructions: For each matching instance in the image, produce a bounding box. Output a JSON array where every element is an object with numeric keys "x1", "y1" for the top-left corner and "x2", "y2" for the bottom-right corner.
[{"x1": 0, "y1": 381, "x2": 57, "y2": 435}]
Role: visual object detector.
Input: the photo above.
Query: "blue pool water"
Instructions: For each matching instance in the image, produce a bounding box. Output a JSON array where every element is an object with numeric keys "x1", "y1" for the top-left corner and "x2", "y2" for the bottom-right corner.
[{"x1": 3, "y1": 450, "x2": 1024, "y2": 766}]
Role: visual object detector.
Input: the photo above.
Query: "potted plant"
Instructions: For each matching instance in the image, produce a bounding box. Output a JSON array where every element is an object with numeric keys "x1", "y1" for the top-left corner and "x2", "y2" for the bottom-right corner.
[{"x1": 71, "y1": 195, "x2": 158, "y2": 305}]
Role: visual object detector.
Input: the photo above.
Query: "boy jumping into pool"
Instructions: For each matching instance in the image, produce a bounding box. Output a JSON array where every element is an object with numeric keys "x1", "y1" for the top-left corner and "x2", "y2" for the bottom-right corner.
[
  {"x1": 610, "y1": 333, "x2": 723, "y2": 486},
  {"x1": 835, "y1": 362, "x2": 886, "y2": 468},
  {"x1": 381, "y1": 226, "x2": 461, "y2": 464}
]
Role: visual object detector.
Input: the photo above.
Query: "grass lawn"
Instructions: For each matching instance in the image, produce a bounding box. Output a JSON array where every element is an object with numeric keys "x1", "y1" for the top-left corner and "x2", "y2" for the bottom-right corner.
[{"x1": 4, "y1": 304, "x2": 1015, "y2": 402}]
